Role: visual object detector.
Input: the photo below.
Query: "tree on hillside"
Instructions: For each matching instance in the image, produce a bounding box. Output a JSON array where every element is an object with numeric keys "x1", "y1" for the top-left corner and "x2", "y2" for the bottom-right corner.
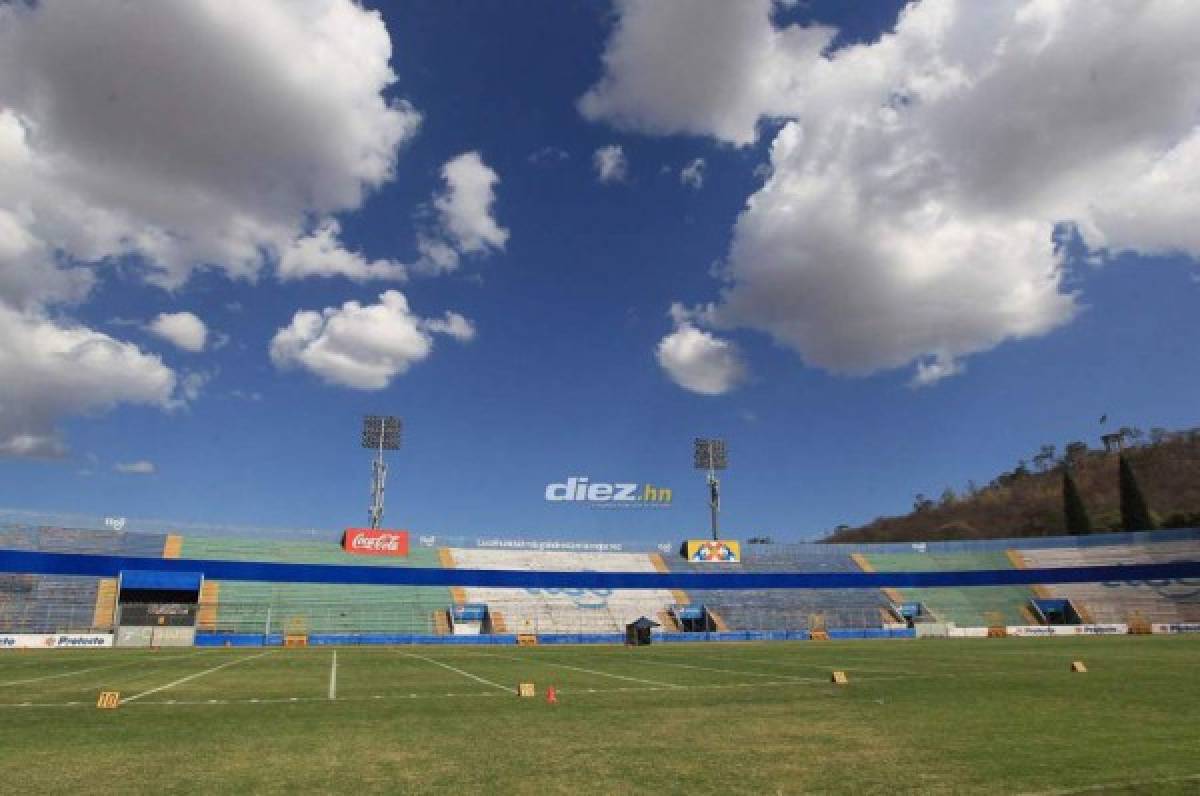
[
  {"x1": 1062, "y1": 469, "x2": 1092, "y2": 535},
  {"x1": 1117, "y1": 426, "x2": 1144, "y2": 447},
  {"x1": 1033, "y1": 444, "x2": 1058, "y2": 472},
  {"x1": 1064, "y1": 441, "x2": 1089, "y2": 467},
  {"x1": 1119, "y1": 455, "x2": 1156, "y2": 531}
]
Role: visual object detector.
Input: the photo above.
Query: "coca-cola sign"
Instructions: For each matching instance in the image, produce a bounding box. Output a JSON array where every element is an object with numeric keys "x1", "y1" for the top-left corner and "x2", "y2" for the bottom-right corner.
[{"x1": 342, "y1": 529, "x2": 409, "y2": 557}]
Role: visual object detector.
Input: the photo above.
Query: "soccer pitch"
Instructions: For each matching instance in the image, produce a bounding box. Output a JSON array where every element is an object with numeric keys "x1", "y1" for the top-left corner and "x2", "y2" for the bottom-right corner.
[{"x1": 2, "y1": 637, "x2": 1198, "y2": 794}]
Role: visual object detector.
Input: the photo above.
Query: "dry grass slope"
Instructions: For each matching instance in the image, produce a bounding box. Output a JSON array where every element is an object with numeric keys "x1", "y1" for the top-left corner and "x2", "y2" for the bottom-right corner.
[{"x1": 826, "y1": 433, "x2": 1200, "y2": 543}]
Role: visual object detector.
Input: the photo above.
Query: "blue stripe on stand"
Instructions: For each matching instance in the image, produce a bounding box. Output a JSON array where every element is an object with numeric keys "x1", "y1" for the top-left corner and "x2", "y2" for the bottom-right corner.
[
  {"x1": 3, "y1": 549, "x2": 1199, "y2": 589},
  {"x1": 119, "y1": 569, "x2": 203, "y2": 591}
]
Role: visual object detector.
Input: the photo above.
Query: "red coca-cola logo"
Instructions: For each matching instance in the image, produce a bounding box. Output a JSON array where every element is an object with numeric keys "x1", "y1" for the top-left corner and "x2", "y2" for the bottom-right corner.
[{"x1": 342, "y1": 529, "x2": 409, "y2": 557}]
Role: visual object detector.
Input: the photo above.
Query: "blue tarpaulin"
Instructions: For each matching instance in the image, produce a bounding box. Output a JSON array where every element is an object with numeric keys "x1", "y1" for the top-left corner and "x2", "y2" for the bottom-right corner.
[{"x1": 119, "y1": 569, "x2": 203, "y2": 591}]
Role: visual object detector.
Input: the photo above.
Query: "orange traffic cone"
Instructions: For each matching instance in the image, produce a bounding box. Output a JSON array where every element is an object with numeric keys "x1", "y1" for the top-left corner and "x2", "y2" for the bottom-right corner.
[{"x1": 546, "y1": 685, "x2": 558, "y2": 704}]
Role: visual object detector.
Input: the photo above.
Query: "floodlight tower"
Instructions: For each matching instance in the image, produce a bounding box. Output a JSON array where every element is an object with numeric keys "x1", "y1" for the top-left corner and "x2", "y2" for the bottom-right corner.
[
  {"x1": 693, "y1": 438, "x2": 728, "y2": 540},
  {"x1": 362, "y1": 415, "x2": 402, "y2": 530}
]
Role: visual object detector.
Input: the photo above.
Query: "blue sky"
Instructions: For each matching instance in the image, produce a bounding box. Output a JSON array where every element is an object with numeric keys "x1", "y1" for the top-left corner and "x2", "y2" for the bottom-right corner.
[{"x1": 1, "y1": 1, "x2": 1197, "y2": 542}]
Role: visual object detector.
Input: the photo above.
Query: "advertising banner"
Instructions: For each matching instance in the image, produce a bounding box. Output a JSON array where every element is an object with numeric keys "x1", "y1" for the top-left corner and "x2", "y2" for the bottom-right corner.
[
  {"x1": 947, "y1": 626, "x2": 990, "y2": 638},
  {"x1": 1152, "y1": 623, "x2": 1200, "y2": 634},
  {"x1": 342, "y1": 529, "x2": 409, "y2": 557},
  {"x1": 686, "y1": 539, "x2": 741, "y2": 563},
  {"x1": 1005, "y1": 624, "x2": 1128, "y2": 637},
  {"x1": 0, "y1": 633, "x2": 114, "y2": 649}
]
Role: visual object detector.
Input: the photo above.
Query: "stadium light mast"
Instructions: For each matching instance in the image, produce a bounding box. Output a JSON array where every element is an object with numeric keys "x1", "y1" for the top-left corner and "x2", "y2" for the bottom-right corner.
[
  {"x1": 361, "y1": 415, "x2": 402, "y2": 530},
  {"x1": 693, "y1": 438, "x2": 728, "y2": 541}
]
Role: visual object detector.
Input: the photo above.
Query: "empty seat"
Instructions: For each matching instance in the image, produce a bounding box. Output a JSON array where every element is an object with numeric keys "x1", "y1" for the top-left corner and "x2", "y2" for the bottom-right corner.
[
  {"x1": 447, "y1": 548, "x2": 674, "y2": 635},
  {"x1": 666, "y1": 546, "x2": 892, "y2": 630},
  {"x1": 1018, "y1": 542, "x2": 1200, "y2": 624}
]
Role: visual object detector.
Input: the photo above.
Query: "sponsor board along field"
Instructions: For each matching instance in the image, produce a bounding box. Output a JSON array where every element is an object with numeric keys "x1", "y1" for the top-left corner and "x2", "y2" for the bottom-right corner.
[{"x1": 1, "y1": 636, "x2": 1199, "y2": 794}]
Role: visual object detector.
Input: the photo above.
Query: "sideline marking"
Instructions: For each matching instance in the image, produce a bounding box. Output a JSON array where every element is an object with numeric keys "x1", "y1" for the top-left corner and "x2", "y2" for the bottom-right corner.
[
  {"x1": 487, "y1": 652, "x2": 683, "y2": 689},
  {"x1": 122, "y1": 652, "x2": 272, "y2": 704},
  {"x1": 328, "y1": 650, "x2": 338, "y2": 700},
  {"x1": 0, "y1": 670, "x2": 996, "y2": 710},
  {"x1": 399, "y1": 652, "x2": 511, "y2": 692},
  {"x1": 620, "y1": 655, "x2": 828, "y2": 682},
  {"x1": 703, "y1": 654, "x2": 921, "y2": 675}
]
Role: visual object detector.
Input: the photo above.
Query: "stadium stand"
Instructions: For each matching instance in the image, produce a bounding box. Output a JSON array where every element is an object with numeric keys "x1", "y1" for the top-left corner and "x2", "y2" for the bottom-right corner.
[
  {"x1": 1016, "y1": 541, "x2": 1200, "y2": 624},
  {"x1": 668, "y1": 546, "x2": 894, "y2": 630},
  {"x1": 0, "y1": 526, "x2": 166, "y2": 632},
  {"x1": 445, "y1": 548, "x2": 676, "y2": 634},
  {"x1": 858, "y1": 550, "x2": 1036, "y2": 626},
  {"x1": 180, "y1": 536, "x2": 451, "y2": 636},
  {"x1": 3, "y1": 526, "x2": 1200, "y2": 638}
]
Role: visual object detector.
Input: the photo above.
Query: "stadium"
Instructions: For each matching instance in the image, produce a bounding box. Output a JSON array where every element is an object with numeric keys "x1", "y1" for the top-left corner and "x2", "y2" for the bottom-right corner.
[
  {"x1": 4, "y1": 525, "x2": 1200, "y2": 644},
  {"x1": 3, "y1": 504, "x2": 1200, "y2": 792},
  {"x1": 5, "y1": 0, "x2": 1200, "y2": 793}
]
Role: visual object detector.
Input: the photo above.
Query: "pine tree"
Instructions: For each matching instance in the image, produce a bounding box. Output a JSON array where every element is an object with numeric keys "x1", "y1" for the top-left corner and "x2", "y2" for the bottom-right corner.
[
  {"x1": 1119, "y1": 455, "x2": 1156, "y2": 531},
  {"x1": 1062, "y1": 469, "x2": 1091, "y2": 535}
]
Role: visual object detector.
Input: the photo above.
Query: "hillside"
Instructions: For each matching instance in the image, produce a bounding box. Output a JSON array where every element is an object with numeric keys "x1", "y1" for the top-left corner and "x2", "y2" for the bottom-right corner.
[{"x1": 823, "y1": 428, "x2": 1200, "y2": 543}]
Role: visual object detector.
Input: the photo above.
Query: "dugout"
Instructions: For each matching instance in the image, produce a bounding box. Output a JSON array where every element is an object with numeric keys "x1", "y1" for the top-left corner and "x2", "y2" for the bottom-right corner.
[
  {"x1": 114, "y1": 570, "x2": 202, "y2": 647},
  {"x1": 671, "y1": 603, "x2": 716, "y2": 632},
  {"x1": 625, "y1": 616, "x2": 659, "y2": 646},
  {"x1": 1030, "y1": 598, "x2": 1084, "y2": 625}
]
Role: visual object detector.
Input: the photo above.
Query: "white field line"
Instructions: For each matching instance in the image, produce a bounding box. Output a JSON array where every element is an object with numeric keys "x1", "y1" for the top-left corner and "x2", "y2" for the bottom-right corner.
[
  {"x1": 945, "y1": 647, "x2": 1200, "y2": 665},
  {"x1": 485, "y1": 652, "x2": 683, "y2": 689},
  {"x1": 0, "y1": 668, "x2": 1038, "y2": 710},
  {"x1": 399, "y1": 652, "x2": 512, "y2": 692},
  {"x1": 328, "y1": 650, "x2": 337, "y2": 700},
  {"x1": 0, "y1": 675, "x2": 848, "y2": 709},
  {"x1": 0, "y1": 651, "x2": 206, "y2": 687},
  {"x1": 614, "y1": 655, "x2": 829, "y2": 682},
  {"x1": 121, "y1": 652, "x2": 272, "y2": 704},
  {"x1": 699, "y1": 654, "x2": 925, "y2": 675},
  {"x1": 727, "y1": 650, "x2": 1038, "y2": 675},
  {"x1": 0, "y1": 691, "x2": 502, "y2": 709}
]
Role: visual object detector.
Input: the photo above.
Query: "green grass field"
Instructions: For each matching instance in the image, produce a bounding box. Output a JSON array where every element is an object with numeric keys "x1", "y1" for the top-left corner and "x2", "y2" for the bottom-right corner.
[{"x1": 2, "y1": 637, "x2": 1198, "y2": 794}]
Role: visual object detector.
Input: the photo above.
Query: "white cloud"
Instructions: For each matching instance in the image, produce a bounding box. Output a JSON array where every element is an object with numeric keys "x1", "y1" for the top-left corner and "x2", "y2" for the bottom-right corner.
[
  {"x1": 0, "y1": 306, "x2": 177, "y2": 459},
  {"x1": 422, "y1": 311, "x2": 477, "y2": 343},
  {"x1": 147, "y1": 312, "x2": 208, "y2": 353},
  {"x1": 593, "y1": 145, "x2": 629, "y2": 183},
  {"x1": 277, "y1": 219, "x2": 408, "y2": 282},
  {"x1": 0, "y1": 0, "x2": 420, "y2": 293},
  {"x1": 414, "y1": 236, "x2": 461, "y2": 275},
  {"x1": 579, "y1": 0, "x2": 831, "y2": 146},
  {"x1": 269, "y1": 290, "x2": 474, "y2": 389},
  {"x1": 0, "y1": 0, "x2": 420, "y2": 454},
  {"x1": 656, "y1": 308, "x2": 746, "y2": 395},
  {"x1": 588, "y1": 0, "x2": 1200, "y2": 384},
  {"x1": 0, "y1": 202, "x2": 94, "y2": 310},
  {"x1": 911, "y1": 355, "x2": 964, "y2": 388},
  {"x1": 178, "y1": 370, "x2": 212, "y2": 402},
  {"x1": 115, "y1": 460, "x2": 156, "y2": 475},
  {"x1": 434, "y1": 153, "x2": 509, "y2": 256},
  {"x1": 412, "y1": 152, "x2": 509, "y2": 276},
  {"x1": 680, "y1": 158, "x2": 706, "y2": 189},
  {"x1": 528, "y1": 146, "x2": 569, "y2": 165}
]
